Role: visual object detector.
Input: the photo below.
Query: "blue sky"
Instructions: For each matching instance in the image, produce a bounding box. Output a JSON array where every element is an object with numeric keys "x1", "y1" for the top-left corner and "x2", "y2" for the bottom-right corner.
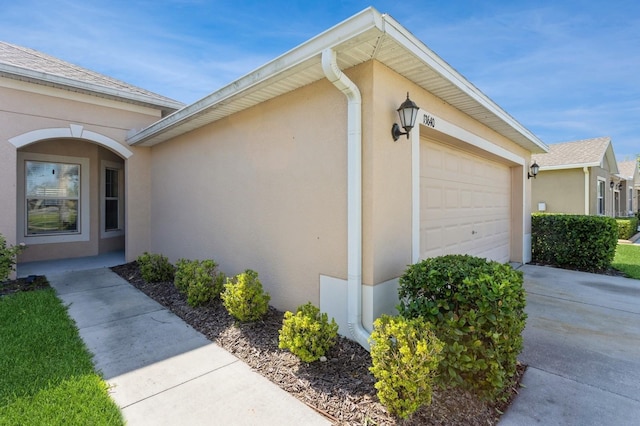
[{"x1": 1, "y1": 0, "x2": 638, "y2": 160}]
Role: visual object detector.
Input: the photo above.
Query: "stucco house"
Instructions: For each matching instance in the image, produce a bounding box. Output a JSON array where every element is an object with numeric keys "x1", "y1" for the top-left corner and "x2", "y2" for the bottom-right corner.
[
  {"x1": 1, "y1": 8, "x2": 547, "y2": 344},
  {"x1": 531, "y1": 137, "x2": 622, "y2": 217},
  {"x1": 617, "y1": 161, "x2": 640, "y2": 216}
]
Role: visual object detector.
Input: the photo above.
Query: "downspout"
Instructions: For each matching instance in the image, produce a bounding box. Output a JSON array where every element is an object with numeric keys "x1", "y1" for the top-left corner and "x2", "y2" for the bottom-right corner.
[
  {"x1": 583, "y1": 167, "x2": 590, "y2": 215},
  {"x1": 321, "y1": 48, "x2": 370, "y2": 350}
]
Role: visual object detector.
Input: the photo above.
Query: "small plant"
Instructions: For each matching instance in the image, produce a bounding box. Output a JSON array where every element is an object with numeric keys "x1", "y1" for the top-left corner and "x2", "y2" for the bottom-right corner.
[
  {"x1": 278, "y1": 302, "x2": 338, "y2": 362},
  {"x1": 174, "y1": 259, "x2": 225, "y2": 307},
  {"x1": 0, "y1": 234, "x2": 26, "y2": 282},
  {"x1": 136, "y1": 252, "x2": 175, "y2": 283},
  {"x1": 368, "y1": 314, "x2": 443, "y2": 419},
  {"x1": 221, "y1": 269, "x2": 270, "y2": 322}
]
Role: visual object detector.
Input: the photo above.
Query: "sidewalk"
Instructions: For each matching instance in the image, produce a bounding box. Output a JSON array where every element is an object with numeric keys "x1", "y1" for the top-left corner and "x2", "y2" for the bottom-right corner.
[{"x1": 46, "y1": 267, "x2": 330, "y2": 426}]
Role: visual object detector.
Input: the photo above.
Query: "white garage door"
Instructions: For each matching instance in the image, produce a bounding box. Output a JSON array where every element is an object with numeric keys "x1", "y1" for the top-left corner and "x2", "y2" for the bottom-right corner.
[{"x1": 420, "y1": 139, "x2": 511, "y2": 263}]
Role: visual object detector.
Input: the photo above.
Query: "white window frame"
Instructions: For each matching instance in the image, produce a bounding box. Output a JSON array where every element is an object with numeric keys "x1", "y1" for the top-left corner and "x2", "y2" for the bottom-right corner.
[
  {"x1": 100, "y1": 160, "x2": 124, "y2": 238},
  {"x1": 17, "y1": 152, "x2": 90, "y2": 244},
  {"x1": 629, "y1": 187, "x2": 633, "y2": 215},
  {"x1": 597, "y1": 178, "x2": 606, "y2": 216}
]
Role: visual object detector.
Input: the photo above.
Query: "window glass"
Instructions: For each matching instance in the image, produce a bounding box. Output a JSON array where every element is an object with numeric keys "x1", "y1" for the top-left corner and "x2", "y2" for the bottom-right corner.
[
  {"x1": 104, "y1": 167, "x2": 120, "y2": 231},
  {"x1": 25, "y1": 161, "x2": 80, "y2": 234}
]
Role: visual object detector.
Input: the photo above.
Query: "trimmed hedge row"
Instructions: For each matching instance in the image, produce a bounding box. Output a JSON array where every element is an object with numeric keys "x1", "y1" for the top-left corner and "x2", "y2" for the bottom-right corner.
[
  {"x1": 531, "y1": 214, "x2": 618, "y2": 272},
  {"x1": 616, "y1": 217, "x2": 639, "y2": 240}
]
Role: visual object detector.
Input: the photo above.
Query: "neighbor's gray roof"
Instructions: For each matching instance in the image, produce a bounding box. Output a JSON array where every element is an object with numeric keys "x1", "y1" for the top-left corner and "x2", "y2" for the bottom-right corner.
[
  {"x1": 618, "y1": 160, "x2": 639, "y2": 179},
  {"x1": 532, "y1": 136, "x2": 618, "y2": 173},
  {"x1": 127, "y1": 7, "x2": 549, "y2": 153},
  {"x1": 0, "y1": 41, "x2": 183, "y2": 114}
]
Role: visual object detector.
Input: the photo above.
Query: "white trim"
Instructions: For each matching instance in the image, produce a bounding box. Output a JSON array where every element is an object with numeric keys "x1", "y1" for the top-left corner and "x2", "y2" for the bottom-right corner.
[
  {"x1": 597, "y1": 177, "x2": 606, "y2": 216},
  {"x1": 411, "y1": 109, "x2": 526, "y2": 264},
  {"x1": 17, "y1": 152, "x2": 90, "y2": 245},
  {"x1": 583, "y1": 167, "x2": 590, "y2": 215},
  {"x1": 411, "y1": 121, "x2": 420, "y2": 263},
  {"x1": 100, "y1": 160, "x2": 125, "y2": 239},
  {"x1": 9, "y1": 125, "x2": 133, "y2": 159}
]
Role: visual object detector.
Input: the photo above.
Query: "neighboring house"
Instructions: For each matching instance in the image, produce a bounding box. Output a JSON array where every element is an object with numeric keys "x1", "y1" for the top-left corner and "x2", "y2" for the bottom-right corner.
[
  {"x1": 617, "y1": 161, "x2": 640, "y2": 216},
  {"x1": 532, "y1": 137, "x2": 621, "y2": 217},
  {"x1": 1, "y1": 8, "x2": 547, "y2": 344}
]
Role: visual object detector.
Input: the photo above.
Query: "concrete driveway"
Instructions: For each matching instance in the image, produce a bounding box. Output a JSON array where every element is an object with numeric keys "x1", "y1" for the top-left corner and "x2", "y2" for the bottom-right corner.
[{"x1": 500, "y1": 264, "x2": 640, "y2": 425}]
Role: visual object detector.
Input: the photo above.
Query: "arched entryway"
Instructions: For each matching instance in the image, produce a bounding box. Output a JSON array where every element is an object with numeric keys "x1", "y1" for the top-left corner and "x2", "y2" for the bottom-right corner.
[{"x1": 10, "y1": 125, "x2": 130, "y2": 264}]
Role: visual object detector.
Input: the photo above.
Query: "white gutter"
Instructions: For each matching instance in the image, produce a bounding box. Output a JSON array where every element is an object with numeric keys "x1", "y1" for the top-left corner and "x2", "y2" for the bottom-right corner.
[{"x1": 321, "y1": 48, "x2": 370, "y2": 350}]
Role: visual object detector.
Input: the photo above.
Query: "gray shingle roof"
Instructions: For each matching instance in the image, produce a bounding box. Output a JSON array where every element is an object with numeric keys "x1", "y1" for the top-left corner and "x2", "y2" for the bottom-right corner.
[
  {"x1": 532, "y1": 137, "x2": 612, "y2": 168},
  {"x1": 618, "y1": 160, "x2": 639, "y2": 179},
  {"x1": 0, "y1": 41, "x2": 183, "y2": 113}
]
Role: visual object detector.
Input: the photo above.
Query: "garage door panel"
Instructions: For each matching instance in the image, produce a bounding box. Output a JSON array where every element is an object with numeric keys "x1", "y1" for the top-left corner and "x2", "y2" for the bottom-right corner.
[{"x1": 420, "y1": 139, "x2": 511, "y2": 263}]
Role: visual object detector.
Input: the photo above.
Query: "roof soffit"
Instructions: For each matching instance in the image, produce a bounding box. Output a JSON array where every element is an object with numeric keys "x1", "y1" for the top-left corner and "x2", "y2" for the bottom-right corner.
[{"x1": 127, "y1": 7, "x2": 547, "y2": 154}]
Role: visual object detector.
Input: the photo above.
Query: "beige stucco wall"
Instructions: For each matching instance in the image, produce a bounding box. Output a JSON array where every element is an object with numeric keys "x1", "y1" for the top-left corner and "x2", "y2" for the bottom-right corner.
[
  {"x1": 0, "y1": 81, "x2": 161, "y2": 264},
  {"x1": 148, "y1": 77, "x2": 349, "y2": 311},
  {"x1": 532, "y1": 168, "x2": 586, "y2": 215},
  {"x1": 364, "y1": 61, "x2": 533, "y2": 284},
  {"x1": 145, "y1": 59, "x2": 535, "y2": 314}
]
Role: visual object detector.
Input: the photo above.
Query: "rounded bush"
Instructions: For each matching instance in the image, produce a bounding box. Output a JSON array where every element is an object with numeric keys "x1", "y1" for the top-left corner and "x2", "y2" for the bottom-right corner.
[
  {"x1": 278, "y1": 302, "x2": 338, "y2": 362},
  {"x1": 174, "y1": 259, "x2": 225, "y2": 307},
  {"x1": 368, "y1": 314, "x2": 443, "y2": 419},
  {"x1": 221, "y1": 270, "x2": 270, "y2": 322},
  {"x1": 398, "y1": 254, "x2": 526, "y2": 400},
  {"x1": 136, "y1": 252, "x2": 175, "y2": 283}
]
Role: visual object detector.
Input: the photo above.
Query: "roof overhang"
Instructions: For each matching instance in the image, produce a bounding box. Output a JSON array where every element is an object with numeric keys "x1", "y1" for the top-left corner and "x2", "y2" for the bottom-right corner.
[
  {"x1": 0, "y1": 62, "x2": 184, "y2": 115},
  {"x1": 127, "y1": 7, "x2": 548, "y2": 154}
]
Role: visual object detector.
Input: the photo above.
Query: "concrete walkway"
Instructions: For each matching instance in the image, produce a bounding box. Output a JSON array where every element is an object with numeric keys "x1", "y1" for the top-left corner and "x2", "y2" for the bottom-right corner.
[
  {"x1": 500, "y1": 264, "x2": 640, "y2": 425},
  {"x1": 45, "y1": 267, "x2": 330, "y2": 426}
]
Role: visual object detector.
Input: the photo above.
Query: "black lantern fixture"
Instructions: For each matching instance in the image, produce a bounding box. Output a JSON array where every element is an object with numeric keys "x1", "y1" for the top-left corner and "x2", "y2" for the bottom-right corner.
[
  {"x1": 391, "y1": 93, "x2": 420, "y2": 141},
  {"x1": 528, "y1": 161, "x2": 540, "y2": 179},
  {"x1": 610, "y1": 180, "x2": 615, "y2": 189}
]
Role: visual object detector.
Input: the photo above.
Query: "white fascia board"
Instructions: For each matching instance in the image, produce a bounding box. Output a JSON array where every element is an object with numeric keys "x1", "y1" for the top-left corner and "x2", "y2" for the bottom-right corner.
[
  {"x1": 127, "y1": 7, "x2": 383, "y2": 146},
  {"x1": 379, "y1": 14, "x2": 548, "y2": 154},
  {"x1": 0, "y1": 63, "x2": 184, "y2": 111},
  {"x1": 539, "y1": 163, "x2": 601, "y2": 171}
]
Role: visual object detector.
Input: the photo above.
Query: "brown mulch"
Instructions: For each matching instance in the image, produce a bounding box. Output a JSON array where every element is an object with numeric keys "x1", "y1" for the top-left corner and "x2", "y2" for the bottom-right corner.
[
  {"x1": 107, "y1": 261, "x2": 524, "y2": 425},
  {"x1": 0, "y1": 275, "x2": 49, "y2": 297}
]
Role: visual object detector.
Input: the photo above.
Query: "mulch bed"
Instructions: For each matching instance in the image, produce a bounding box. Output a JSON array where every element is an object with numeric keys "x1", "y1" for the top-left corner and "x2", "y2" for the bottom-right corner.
[
  {"x1": 108, "y1": 262, "x2": 523, "y2": 425},
  {"x1": 0, "y1": 275, "x2": 49, "y2": 297},
  {"x1": 1, "y1": 266, "x2": 524, "y2": 425}
]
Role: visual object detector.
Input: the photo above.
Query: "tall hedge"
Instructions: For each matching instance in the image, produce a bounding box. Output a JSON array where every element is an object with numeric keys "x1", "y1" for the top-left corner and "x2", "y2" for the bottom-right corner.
[
  {"x1": 616, "y1": 217, "x2": 639, "y2": 240},
  {"x1": 531, "y1": 214, "x2": 618, "y2": 272}
]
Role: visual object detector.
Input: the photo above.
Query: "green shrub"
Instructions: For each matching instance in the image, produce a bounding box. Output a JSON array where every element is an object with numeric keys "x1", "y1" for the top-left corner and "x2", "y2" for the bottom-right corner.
[
  {"x1": 0, "y1": 234, "x2": 26, "y2": 282},
  {"x1": 616, "y1": 217, "x2": 639, "y2": 240},
  {"x1": 174, "y1": 259, "x2": 225, "y2": 307},
  {"x1": 136, "y1": 252, "x2": 175, "y2": 283},
  {"x1": 531, "y1": 214, "x2": 618, "y2": 271},
  {"x1": 398, "y1": 255, "x2": 526, "y2": 401},
  {"x1": 278, "y1": 302, "x2": 338, "y2": 362},
  {"x1": 221, "y1": 270, "x2": 270, "y2": 322},
  {"x1": 368, "y1": 314, "x2": 443, "y2": 419}
]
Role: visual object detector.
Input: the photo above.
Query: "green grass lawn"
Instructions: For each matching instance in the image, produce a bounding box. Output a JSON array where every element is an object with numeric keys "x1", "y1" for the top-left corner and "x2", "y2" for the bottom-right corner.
[
  {"x1": 612, "y1": 244, "x2": 640, "y2": 279},
  {"x1": 0, "y1": 288, "x2": 124, "y2": 425}
]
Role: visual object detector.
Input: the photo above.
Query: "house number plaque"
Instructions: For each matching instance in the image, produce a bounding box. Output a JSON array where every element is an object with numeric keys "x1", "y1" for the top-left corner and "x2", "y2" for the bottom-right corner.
[{"x1": 423, "y1": 114, "x2": 436, "y2": 128}]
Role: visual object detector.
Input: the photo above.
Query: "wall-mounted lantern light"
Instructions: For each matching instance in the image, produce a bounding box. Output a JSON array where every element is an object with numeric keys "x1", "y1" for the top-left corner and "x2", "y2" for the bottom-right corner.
[
  {"x1": 610, "y1": 180, "x2": 615, "y2": 189},
  {"x1": 617, "y1": 182, "x2": 623, "y2": 190},
  {"x1": 527, "y1": 161, "x2": 540, "y2": 179},
  {"x1": 391, "y1": 93, "x2": 420, "y2": 141}
]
